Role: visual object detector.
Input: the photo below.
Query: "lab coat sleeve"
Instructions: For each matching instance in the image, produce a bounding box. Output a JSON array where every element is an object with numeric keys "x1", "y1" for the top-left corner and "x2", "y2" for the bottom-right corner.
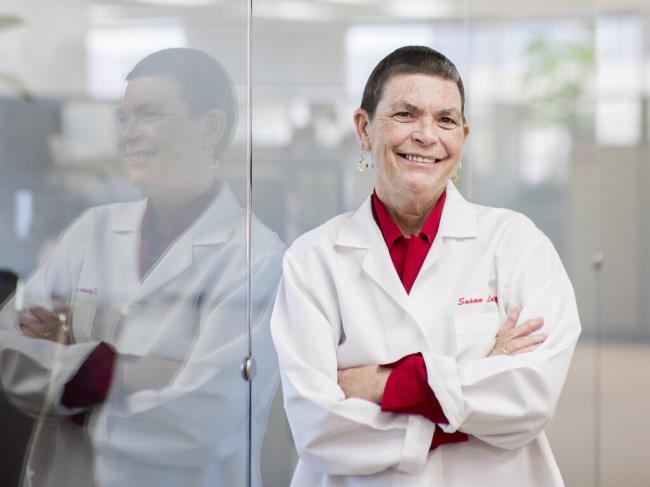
[
  {"x1": 89, "y1": 244, "x2": 284, "y2": 467},
  {"x1": 0, "y1": 210, "x2": 103, "y2": 418},
  {"x1": 271, "y1": 252, "x2": 435, "y2": 476},
  {"x1": 423, "y1": 216, "x2": 581, "y2": 450}
]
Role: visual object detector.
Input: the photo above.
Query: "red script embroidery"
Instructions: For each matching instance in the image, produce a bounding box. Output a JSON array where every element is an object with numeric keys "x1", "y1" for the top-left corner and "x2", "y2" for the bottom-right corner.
[{"x1": 457, "y1": 295, "x2": 497, "y2": 306}]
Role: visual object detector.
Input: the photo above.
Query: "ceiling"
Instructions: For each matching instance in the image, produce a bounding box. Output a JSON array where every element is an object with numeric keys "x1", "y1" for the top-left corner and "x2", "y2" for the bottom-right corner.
[{"x1": 94, "y1": 0, "x2": 650, "y2": 23}]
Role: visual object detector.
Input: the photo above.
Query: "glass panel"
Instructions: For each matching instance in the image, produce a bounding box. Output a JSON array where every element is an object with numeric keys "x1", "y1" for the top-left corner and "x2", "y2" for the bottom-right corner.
[
  {"x1": 250, "y1": 2, "x2": 649, "y2": 486},
  {"x1": 0, "y1": 2, "x2": 254, "y2": 486},
  {"x1": 594, "y1": 12, "x2": 650, "y2": 487}
]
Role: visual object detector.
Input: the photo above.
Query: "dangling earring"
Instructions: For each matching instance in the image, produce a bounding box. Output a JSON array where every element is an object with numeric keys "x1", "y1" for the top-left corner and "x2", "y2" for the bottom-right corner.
[
  {"x1": 357, "y1": 150, "x2": 370, "y2": 173},
  {"x1": 452, "y1": 160, "x2": 462, "y2": 185}
]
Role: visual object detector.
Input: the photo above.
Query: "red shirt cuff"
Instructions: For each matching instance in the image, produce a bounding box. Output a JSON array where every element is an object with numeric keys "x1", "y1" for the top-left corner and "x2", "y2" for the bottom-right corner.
[
  {"x1": 430, "y1": 428, "x2": 469, "y2": 450},
  {"x1": 62, "y1": 342, "x2": 117, "y2": 410},
  {"x1": 380, "y1": 353, "x2": 448, "y2": 424}
]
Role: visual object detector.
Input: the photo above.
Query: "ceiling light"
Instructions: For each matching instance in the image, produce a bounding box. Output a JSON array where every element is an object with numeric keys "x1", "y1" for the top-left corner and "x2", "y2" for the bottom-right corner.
[
  {"x1": 132, "y1": 0, "x2": 222, "y2": 7},
  {"x1": 385, "y1": 0, "x2": 456, "y2": 19},
  {"x1": 254, "y1": 1, "x2": 336, "y2": 22}
]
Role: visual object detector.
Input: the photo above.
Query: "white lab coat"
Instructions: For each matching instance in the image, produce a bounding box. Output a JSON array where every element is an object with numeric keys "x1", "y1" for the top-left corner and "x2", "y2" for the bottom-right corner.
[
  {"x1": 0, "y1": 184, "x2": 284, "y2": 487},
  {"x1": 271, "y1": 182, "x2": 580, "y2": 487}
]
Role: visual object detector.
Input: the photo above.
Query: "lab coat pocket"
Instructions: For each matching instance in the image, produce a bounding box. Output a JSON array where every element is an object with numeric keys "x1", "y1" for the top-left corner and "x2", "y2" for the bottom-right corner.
[
  {"x1": 71, "y1": 298, "x2": 98, "y2": 342},
  {"x1": 453, "y1": 312, "x2": 500, "y2": 362}
]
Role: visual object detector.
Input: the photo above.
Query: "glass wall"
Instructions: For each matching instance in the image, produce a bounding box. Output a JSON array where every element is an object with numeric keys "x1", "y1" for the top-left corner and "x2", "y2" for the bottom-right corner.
[
  {"x1": 0, "y1": 1, "x2": 282, "y2": 486},
  {"x1": 253, "y1": 1, "x2": 649, "y2": 487}
]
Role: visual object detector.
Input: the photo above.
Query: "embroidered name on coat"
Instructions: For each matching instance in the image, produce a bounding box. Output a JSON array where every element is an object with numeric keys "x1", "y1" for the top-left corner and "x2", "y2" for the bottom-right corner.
[
  {"x1": 457, "y1": 295, "x2": 498, "y2": 306},
  {"x1": 77, "y1": 287, "x2": 98, "y2": 296}
]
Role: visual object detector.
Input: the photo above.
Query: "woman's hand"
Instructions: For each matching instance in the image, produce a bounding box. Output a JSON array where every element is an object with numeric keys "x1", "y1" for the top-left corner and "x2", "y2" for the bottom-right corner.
[
  {"x1": 337, "y1": 365, "x2": 391, "y2": 404},
  {"x1": 489, "y1": 306, "x2": 546, "y2": 357},
  {"x1": 19, "y1": 294, "x2": 74, "y2": 345}
]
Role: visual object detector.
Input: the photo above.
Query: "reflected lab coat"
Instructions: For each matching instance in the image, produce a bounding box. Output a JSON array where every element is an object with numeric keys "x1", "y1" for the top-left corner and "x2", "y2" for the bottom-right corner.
[
  {"x1": 271, "y1": 182, "x2": 580, "y2": 487},
  {"x1": 0, "y1": 184, "x2": 284, "y2": 487}
]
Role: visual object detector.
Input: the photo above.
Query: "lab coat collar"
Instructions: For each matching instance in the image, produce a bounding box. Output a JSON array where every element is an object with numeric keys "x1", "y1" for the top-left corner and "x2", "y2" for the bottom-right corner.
[
  {"x1": 190, "y1": 184, "x2": 243, "y2": 246},
  {"x1": 112, "y1": 183, "x2": 243, "y2": 300},
  {"x1": 109, "y1": 183, "x2": 242, "y2": 246},
  {"x1": 334, "y1": 181, "x2": 477, "y2": 323},
  {"x1": 335, "y1": 180, "x2": 477, "y2": 249},
  {"x1": 110, "y1": 198, "x2": 147, "y2": 233},
  {"x1": 438, "y1": 181, "x2": 477, "y2": 238}
]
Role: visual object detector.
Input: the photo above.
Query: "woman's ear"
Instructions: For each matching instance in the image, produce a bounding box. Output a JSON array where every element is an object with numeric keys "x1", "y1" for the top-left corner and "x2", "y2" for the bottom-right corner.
[
  {"x1": 200, "y1": 108, "x2": 227, "y2": 154},
  {"x1": 353, "y1": 108, "x2": 371, "y2": 151},
  {"x1": 463, "y1": 122, "x2": 471, "y2": 139}
]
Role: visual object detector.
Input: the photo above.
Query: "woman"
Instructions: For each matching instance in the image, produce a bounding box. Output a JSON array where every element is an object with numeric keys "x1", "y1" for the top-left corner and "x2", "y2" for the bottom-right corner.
[
  {"x1": 271, "y1": 46, "x2": 580, "y2": 486},
  {"x1": 0, "y1": 48, "x2": 283, "y2": 487}
]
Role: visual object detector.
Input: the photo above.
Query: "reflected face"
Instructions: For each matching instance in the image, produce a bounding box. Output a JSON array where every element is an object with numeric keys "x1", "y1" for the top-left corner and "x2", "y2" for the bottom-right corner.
[
  {"x1": 357, "y1": 73, "x2": 469, "y2": 206},
  {"x1": 117, "y1": 76, "x2": 206, "y2": 196}
]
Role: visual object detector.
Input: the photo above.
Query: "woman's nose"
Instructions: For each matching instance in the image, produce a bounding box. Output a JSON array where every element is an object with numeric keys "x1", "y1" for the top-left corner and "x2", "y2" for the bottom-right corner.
[
  {"x1": 118, "y1": 116, "x2": 144, "y2": 143},
  {"x1": 411, "y1": 120, "x2": 439, "y2": 145}
]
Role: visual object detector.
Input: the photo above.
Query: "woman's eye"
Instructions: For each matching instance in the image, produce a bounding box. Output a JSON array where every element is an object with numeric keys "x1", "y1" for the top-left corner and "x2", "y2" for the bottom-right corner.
[
  {"x1": 439, "y1": 116, "x2": 459, "y2": 126},
  {"x1": 140, "y1": 110, "x2": 162, "y2": 121}
]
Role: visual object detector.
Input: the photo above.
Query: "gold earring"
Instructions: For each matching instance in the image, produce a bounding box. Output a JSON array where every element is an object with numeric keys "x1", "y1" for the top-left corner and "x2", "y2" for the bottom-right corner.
[
  {"x1": 452, "y1": 161, "x2": 462, "y2": 185},
  {"x1": 357, "y1": 151, "x2": 370, "y2": 172}
]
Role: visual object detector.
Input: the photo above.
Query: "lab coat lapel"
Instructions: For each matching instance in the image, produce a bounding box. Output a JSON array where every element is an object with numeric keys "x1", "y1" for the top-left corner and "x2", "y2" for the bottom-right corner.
[
  {"x1": 335, "y1": 197, "x2": 414, "y2": 320},
  {"x1": 138, "y1": 231, "x2": 193, "y2": 299},
  {"x1": 336, "y1": 184, "x2": 477, "y2": 321},
  {"x1": 136, "y1": 184, "x2": 242, "y2": 301},
  {"x1": 109, "y1": 199, "x2": 146, "y2": 297},
  {"x1": 417, "y1": 181, "x2": 477, "y2": 278}
]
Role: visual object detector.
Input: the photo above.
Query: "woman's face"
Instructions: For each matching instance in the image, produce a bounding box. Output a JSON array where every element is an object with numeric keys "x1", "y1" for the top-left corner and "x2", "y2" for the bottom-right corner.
[
  {"x1": 354, "y1": 73, "x2": 469, "y2": 209},
  {"x1": 117, "y1": 76, "x2": 217, "y2": 199}
]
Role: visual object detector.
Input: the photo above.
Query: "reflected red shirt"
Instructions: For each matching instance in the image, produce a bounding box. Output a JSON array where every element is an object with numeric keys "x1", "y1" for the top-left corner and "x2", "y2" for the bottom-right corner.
[{"x1": 61, "y1": 185, "x2": 218, "y2": 417}]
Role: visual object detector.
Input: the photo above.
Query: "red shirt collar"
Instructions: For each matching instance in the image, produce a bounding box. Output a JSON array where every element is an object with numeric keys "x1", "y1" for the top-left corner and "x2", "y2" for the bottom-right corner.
[
  {"x1": 371, "y1": 189, "x2": 446, "y2": 246},
  {"x1": 141, "y1": 183, "x2": 220, "y2": 240}
]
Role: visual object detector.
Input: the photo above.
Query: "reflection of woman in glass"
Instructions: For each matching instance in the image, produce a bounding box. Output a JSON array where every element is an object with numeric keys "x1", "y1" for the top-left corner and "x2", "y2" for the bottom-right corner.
[
  {"x1": 0, "y1": 48, "x2": 284, "y2": 487},
  {"x1": 272, "y1": 46, "x2": 580, "y2": 486}
]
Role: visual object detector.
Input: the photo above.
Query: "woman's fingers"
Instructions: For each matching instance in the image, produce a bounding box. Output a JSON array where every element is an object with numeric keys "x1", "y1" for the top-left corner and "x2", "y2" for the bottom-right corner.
[
  {"x1": 20, "y1": 316, "x2": 56, "y2": 340},
  {"x1": 337, "y1": 365, "x2": 390, "y2": 404},
  {"x1": 28, "y1": 306, "x2": 58, "y2": 327},
  {"x1": 507, "y1": 333, "x2": 547, "y2": 354},
  {"x1": 498, "y1": 305, "x2": 522, "y2": 335},
  {"x1": 510, "y1": 317, "x2": 544, "y2": 339},
  {"x1": 20, "y1": 305, "x2": 72, "y2": 344},
  {"x1": 19, "y1": 318, "x2": 44, "y2": 338},
  {"x1": 490, "y1": 306, "x2": 546, "y2": 356}
]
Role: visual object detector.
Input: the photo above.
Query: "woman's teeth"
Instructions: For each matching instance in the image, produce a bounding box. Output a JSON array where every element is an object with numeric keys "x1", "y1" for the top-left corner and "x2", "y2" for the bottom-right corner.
[
  {"x1": 402, "y1": 154, "x2": 439, "y2": 164},
  {"x1": 126, "y1": 152, "x2": 154, "y2": 162}
]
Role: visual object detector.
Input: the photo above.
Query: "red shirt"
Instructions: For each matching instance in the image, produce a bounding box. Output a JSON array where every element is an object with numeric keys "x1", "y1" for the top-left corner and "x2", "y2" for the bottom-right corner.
[
  {"x1": 139, "y1": 184, "x2": 218, "y2": 279},
  {"x1": 371, "y1": 190, "x2": 445, "y2": 294},
  {"x1": 62, "y1": 186, "x2": 219, "y2": 417},
  {"x1": 371, "y1": 191, "x2": 469, "y2": 450}
]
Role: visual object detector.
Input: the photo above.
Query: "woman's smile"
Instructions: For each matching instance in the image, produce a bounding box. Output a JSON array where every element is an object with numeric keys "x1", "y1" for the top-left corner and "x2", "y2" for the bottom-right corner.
[{"x1": 396, "y1": 152, "x2": 444, "y2": 164}]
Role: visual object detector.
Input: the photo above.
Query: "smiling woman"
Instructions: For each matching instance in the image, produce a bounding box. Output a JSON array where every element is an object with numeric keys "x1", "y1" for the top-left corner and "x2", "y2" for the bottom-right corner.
[{"x1": 270, "y1": 46, "x2": 580, "y2": 487}]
